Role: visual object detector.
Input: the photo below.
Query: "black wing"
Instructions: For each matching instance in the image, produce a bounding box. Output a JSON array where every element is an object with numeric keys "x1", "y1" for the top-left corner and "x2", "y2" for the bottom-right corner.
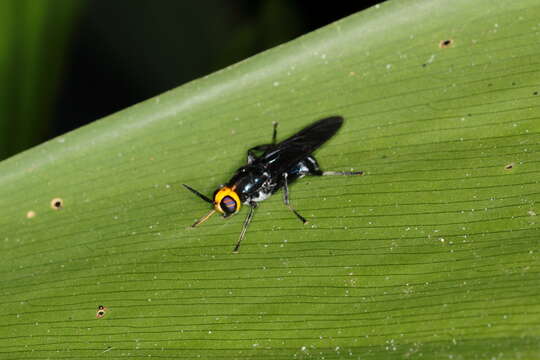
[{"x1": 258, "y1": 116, "x2": 344, "y2": 176}]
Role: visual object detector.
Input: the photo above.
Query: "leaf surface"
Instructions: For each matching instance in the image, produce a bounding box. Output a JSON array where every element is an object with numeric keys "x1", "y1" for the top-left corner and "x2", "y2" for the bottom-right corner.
[{"x1": 1, "y1": 0, "x2": 539, "y2": 358}]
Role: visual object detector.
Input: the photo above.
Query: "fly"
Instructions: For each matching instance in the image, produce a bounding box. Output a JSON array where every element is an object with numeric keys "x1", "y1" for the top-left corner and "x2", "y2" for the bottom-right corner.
[{"x1": 183, "y1": 116, "x2": 363, "y2": 252}]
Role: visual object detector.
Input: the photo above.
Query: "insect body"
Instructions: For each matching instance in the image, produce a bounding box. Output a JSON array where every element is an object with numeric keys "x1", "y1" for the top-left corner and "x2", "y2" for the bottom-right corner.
[{"x1": 183, "y1": 116, "x2": 362, "y2": 252}]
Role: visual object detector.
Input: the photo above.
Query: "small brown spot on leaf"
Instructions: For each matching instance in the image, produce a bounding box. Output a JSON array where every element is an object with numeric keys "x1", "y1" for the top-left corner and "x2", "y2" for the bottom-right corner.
[
  {"x1": 504, "y1": 163, "x2": 515, "y2": 170},
  {"x1": 26, "y1": 210, "x2": 36, "y2": 219},
  {"x1": 96, "y1": 305, "x2": 108, "y2": 318},
  {"x1": 439, "y1": 39, "x2": 453, "y2": 48},
  {"x1": 50, "y1": 198, "x2": 64, "y2": 210}
]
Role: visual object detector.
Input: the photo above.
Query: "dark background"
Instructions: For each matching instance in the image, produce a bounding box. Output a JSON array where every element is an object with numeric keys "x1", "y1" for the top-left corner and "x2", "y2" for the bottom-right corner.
[{"x1": 1, "y1": 0, "x2": 380, "y2": 161}]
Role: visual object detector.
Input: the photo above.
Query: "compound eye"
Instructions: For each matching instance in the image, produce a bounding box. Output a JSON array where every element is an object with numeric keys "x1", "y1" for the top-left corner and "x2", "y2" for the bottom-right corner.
[{"x1": 220, "y1": 196, "x2": 237, "y2": 214}]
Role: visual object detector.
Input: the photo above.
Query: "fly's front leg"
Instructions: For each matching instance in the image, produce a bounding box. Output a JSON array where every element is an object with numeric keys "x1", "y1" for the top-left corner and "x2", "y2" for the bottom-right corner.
[
  {"x1": 247, "y1": 150, "x2": 257, "y2": 164},
  {"x1": 247, "y1": 122, "x2": 279, "y2": 164},
  {"x1": 233, "y1": 202, "x2": 257, "y2": 253},
  {"x1": 247, "y1": 145, "x2": 272, "y2": 164},
  {"x1": 282, "y1": 172, "x2": 308, "y2": 224}
]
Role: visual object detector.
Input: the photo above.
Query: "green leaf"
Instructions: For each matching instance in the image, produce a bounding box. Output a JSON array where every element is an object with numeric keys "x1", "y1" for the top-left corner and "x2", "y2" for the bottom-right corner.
[{"x1": 1, "y1": 0, "x2": 539, "y2": 358}]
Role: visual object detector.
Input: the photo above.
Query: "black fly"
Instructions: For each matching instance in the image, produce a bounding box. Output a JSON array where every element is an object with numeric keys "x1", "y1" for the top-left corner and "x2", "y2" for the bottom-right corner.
[{"x1": 183, "y1": 116, "x2": 363, "y2": 252}]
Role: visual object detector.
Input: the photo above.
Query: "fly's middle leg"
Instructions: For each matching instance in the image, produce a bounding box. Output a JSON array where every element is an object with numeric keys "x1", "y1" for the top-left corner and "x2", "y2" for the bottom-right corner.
[{"x1": 282, "y1": 172, "x2": 308, "y2": 224}]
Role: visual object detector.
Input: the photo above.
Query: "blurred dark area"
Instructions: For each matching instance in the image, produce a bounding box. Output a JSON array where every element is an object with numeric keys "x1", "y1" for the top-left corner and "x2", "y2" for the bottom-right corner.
[{"x1": 0, "y1": 0, "x2": 380, "y2": 161}]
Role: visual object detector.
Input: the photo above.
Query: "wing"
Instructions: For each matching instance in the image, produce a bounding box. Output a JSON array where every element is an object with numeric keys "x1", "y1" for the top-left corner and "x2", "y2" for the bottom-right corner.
[{"x1": 258, "y1": 116, "x2": 344, "y2": 176}]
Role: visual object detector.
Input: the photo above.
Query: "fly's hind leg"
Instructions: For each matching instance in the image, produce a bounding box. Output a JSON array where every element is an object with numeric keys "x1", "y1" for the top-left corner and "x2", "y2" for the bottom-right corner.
[
  {"x1": 318, "y1": 170, "x2": 364, "y2": 176},
  {"x1": 302, "y1": 155, "x2": 363, "y2": 176},
  {"x1": 282, "y1": 172, "x2": 308, "y2": 224}
]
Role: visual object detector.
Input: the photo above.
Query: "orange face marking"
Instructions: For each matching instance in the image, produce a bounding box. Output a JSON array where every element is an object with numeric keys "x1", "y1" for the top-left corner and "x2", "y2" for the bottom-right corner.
[{"x1": 214, "y1": 186, "x2": 241, "y2": 214}]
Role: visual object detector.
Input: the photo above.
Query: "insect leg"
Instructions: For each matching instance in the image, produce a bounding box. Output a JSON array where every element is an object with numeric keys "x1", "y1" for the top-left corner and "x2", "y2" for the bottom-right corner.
[
  {"x1": 246, "y1": 123, "x2": 279, "y2": 163},
  {"x1": 247, "y1": 150, "x2": 257, "y2": 164},
  {"x1": 247, "y1": 144, "x2": 274, "y2": 164},
  {"x1": 283, "y1": 173, "x2": 308, "y2": 224},
  {"x1": 321, "y1": 170, "x2": 364, "y2": 176},
  {"x1": 296, "y1": 156, "x2": 363, "y2": 177},
  {"x1": 233, "y1": 203, "x2": 256, "y2": 253}
]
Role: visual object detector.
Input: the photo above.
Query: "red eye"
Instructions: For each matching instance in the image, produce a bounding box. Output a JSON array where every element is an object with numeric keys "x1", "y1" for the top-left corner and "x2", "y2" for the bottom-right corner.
[{"x1": 221, "y1": 196, "x2": 237, "y2": 214}]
